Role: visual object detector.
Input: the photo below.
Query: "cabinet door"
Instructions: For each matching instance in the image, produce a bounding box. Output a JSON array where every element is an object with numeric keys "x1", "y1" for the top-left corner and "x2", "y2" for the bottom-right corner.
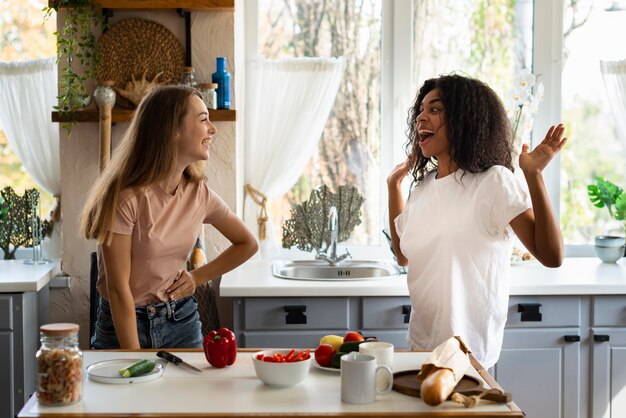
[
  {"x1": 591, "y1": 328, "x2": 626, "y2": 418},
  {"x1": 493, "y1": 328, "x2": 581, "y2": 418}
]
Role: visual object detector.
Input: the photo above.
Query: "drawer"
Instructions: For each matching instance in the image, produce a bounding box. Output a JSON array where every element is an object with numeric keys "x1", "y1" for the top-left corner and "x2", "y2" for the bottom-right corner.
[
  {"x1": 506, "y1": 296, "x2": 581, "y2": 328},
  {"x1": 242, "y1": 297, "x2": 350, "y2": 330},
  {"x1": 592, "y1": 296, "x2": 626, "y2": 327},
  {"x1": 0, "y1": 296, "x2": 13, "y2": 330},
  {"x1": 241, "y1": 330, "x2": 343, "y2": 349},
  {"x1": 362, "y1": 297, "x2": 411, "y2": 329}
]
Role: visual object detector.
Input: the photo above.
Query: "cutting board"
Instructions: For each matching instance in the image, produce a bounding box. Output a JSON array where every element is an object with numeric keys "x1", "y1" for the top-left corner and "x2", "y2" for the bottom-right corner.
[{"x1": 392, "y1": 369, "x2": 512, "y2": 403}]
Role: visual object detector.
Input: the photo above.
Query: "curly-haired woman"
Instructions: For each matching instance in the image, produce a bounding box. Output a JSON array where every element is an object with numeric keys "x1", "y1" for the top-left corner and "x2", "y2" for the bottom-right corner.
[
  {"x1": 81, "y1": 85, "x2": 258, "y2": 349},
  {"x1": 387, "y1": 74, "x2": 566, "y2": 368}
]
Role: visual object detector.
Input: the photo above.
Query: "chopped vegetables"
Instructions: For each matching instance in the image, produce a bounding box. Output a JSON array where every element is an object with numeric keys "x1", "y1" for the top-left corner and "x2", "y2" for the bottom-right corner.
[{"x1": 256, "y1": 349, "x2": 311, "y2": 363}]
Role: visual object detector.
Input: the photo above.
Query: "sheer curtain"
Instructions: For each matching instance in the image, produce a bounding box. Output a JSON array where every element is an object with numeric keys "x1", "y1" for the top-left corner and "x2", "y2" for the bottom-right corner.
[
  {"x1": 0, "y1": 57, "x2": 61, "y2": 195},
  {"x1": 244, "y1": 57, "x2": 346, "y2": 259},
  {"x1": 600, "y1": 59, "x2": 626, "y2": 156}
]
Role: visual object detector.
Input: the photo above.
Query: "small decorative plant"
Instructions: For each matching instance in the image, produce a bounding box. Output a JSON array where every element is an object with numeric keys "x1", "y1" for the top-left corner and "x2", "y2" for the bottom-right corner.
[
  {"x1": 282, "y1": 184, "x2": 363, "y2": 254},
  {"x1": 587, "y1": 176, "x2": 626, "y2": 237},
  {"x1": 0, "y1": 188, "x2": 49, "y2": 260},
  {"x1": 43, "y1": 0, "x2": 108, "y2": 135}
]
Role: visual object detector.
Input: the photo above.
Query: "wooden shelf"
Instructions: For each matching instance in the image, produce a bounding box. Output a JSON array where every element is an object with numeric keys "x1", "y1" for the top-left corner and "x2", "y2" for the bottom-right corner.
[
  {"x1": 52, "y1": 108, "x2": 236, "y2": 123},
  {"x1": 49, "y1": 0, "x2": 234, "y2": 9}
]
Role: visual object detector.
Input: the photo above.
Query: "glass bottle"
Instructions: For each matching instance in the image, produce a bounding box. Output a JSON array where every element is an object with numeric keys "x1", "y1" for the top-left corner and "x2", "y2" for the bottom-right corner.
[
  {"x1": 36, "y1": 323, "x2": 83, "y2": 406},
  {"x1": 180, "y1": 66, "x2": 197, "y2": 88},
  {"x1": 198, "y1": 83, "x2": 218, "y2": 110},
  {"x1": 211, "y1": 57, "x2": 231, "y2": 109}
]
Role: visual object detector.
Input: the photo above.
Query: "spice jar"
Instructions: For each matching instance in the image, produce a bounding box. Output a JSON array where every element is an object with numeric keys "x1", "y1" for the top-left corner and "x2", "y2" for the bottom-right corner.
[
  {"x1": 179, "y1": 66, "x2": 197, "y2": 88},
  {"x1": 198, "y1": 83, "x2": 218, "y2": 110},
  {"x1": 36, "y1": 323, "x2": 83, "y2": 406}
]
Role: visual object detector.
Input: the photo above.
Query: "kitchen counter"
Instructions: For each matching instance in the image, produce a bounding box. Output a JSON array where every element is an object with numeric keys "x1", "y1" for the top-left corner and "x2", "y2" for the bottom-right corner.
[
  {"x1": 220, "y1": 257, "x2": 626, "y2": 297},
  {"x1": 0, "y1": 259, "x2": 61, "y2": 292},
  {"x1": 18, "y1": 350, "x2": 522, "y2": 417}
]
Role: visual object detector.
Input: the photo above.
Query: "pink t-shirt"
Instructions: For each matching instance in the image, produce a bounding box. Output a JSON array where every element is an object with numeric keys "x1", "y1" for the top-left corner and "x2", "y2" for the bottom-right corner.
[{"x1": 96, "y1": 178, "x2": 229, "y2": 306}]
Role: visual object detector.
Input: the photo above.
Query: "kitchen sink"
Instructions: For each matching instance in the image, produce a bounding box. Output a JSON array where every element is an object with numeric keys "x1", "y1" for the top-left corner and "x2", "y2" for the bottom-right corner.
[{"x1": 271, "y1": 260, "x2": 402, "y2": 281}]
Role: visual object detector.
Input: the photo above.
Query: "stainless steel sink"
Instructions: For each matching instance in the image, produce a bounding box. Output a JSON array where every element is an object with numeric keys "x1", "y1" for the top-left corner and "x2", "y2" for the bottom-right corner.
[{"x1": 271, "y1": 260, "x2": 401, "y2": 281}]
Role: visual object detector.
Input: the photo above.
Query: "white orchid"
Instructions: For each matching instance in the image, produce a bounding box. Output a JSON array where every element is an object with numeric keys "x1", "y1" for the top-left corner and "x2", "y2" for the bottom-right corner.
[{"x1": 507, "y1": 68, "x2": 543, "y2": 151}]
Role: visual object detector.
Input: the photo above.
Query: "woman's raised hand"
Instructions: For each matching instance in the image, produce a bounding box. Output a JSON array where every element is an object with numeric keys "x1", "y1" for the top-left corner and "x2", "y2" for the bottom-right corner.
[
  {"x1": 519, "y1": 123, "x2": 568, "y2": 174},
  {"x1": 387, "y1": 156, "x2": 414, "y2": 187}
]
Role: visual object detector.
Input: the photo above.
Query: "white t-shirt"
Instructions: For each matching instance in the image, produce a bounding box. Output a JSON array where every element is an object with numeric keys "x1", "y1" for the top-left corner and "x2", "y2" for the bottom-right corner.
[{"x1": 394, "y1": 166, "x2": 531, "y2": 368}]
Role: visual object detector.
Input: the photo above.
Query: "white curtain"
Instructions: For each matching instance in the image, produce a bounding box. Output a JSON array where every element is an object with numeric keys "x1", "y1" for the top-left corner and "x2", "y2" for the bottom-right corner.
[
  {"x1": 600, "y1": 59, "x2": 626, "y2": 157},
  {"x1": 0, "y1": 57, "x2": 61, "y2": 195},
  {"x1": 244, "y1": 57, "x2": 346, "y2": 259}
]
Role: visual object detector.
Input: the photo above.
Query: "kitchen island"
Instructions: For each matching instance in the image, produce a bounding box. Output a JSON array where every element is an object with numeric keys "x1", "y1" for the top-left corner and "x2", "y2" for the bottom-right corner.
[
  {"x1": 221, "y1": 257, "x2": 626, "y2": 418},
  {"x1": 18, "y1": 350, "x2": 523, "y2": 417},
  {"x1": 0, "y1": 260, "x2": 61, "y2": 418}
]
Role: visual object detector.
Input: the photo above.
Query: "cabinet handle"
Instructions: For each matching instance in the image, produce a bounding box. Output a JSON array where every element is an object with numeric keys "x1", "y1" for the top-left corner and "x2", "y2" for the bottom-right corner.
[
  {"x1": 402, "y1": 305, "x2": 411, "y2": 324},
  {"x1": 594, "y1": 334, "x2": 610, "y2": 342},
  {"x1": 517, "y1": 303, "x2": 542, "y2": 322},
  {"x1": 284, "y1": 305, "x2": 307, "y2": 325},
  {"x1": 563, "y1": 335, "x2": 580, "y2": 342}
]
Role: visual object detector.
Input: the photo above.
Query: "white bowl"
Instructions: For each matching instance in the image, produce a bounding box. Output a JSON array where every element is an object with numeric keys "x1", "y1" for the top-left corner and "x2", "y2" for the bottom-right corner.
[
  {"x1": 595, "y1": 235, "x2": 625, "y2": 248},
  {"x1": 594, "y1": 244, "x2": 625, "y2": 263},
  {"x1": 252, "y1": 349, "x2": 311, "y2": 387}
]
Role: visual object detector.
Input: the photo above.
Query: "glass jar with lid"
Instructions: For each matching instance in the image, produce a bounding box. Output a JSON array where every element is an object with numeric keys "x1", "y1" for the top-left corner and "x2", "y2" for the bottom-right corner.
[
  {"x1": 197, "y1": 83, "x2": 218, "y2": 110},
  {"x1": 36, "y1": 323, "x2": 83, "y2": 406},
  {"x1": 179, "y1": 66, "x2": 197, "y2": 88}
]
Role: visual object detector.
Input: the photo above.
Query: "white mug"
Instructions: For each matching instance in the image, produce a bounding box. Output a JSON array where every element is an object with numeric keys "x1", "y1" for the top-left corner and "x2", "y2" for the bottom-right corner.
[
  {"x1": 341, "y1": 353, "x2": 393, "y2": 404},
  {"x1": 358, "y1": 341, "x2": 394, "y2": 369}
]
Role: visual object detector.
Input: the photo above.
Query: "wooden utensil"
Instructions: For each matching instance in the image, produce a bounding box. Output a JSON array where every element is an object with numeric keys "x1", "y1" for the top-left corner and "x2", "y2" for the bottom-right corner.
[{"x1": 392, "y1": 369, "x2": 512, "y2": 403}]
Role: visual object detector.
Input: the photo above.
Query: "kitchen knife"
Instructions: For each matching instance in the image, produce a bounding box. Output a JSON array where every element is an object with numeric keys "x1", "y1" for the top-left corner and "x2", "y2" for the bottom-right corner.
[{"x1": 156, "y1": 350, "x2": 202, "y2": 373}]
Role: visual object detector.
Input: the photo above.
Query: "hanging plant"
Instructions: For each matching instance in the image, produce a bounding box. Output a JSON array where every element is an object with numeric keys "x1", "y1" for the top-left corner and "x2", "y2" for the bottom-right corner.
[{"x1": 44, "y1": 0, "x2": 108, "y2": 136}]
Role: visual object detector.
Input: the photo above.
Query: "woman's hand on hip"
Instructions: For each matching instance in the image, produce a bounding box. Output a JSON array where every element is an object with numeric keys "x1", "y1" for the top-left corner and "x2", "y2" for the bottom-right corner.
[
  {"x1": 519, "y1": 123, "x2": 568, "y2": 175},
  {"x1": 167, "y1": 270, "x2": 198, "y2": 301}
]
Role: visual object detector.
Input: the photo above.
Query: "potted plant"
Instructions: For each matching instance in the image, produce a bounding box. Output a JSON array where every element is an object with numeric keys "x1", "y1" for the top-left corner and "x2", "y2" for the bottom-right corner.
[
  {"x1": 587, "y1": 176, "x2": 626, "y2": 262},
  {"x1": 43, "y1": 0, "x2": 107, "y2": 135},
  {"x1": 587, "y1": 176, "x2": 626, "y2": 234}
]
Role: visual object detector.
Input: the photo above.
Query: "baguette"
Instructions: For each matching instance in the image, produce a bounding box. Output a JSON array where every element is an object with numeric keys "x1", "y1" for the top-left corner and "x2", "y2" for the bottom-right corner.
[{"x1": 419, "y1": 367, "x2": 456, "y2": 406}]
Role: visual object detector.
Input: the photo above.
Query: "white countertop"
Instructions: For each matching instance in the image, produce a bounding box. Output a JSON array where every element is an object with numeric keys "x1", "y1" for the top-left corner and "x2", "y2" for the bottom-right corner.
[
  {"x1": 19, "y1": 351, "x2": 517, "y2": 417},
  {"x1": 220, "y1": 257, "x2": 626, "y2": 297},
  {"x1": 0, "y1": 260, "x2": 61, "y2": 293}
]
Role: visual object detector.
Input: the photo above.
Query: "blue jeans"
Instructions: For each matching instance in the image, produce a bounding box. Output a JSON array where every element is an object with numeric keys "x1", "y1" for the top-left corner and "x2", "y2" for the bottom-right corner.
[{"x1": 91, "y1": 296, "x2": 203, "y2": 349}]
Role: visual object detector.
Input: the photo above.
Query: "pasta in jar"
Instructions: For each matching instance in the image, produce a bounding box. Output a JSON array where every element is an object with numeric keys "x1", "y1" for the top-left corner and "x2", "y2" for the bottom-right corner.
[{"x1": 36, "y1": 323, "x2": 83, "y2": 406}]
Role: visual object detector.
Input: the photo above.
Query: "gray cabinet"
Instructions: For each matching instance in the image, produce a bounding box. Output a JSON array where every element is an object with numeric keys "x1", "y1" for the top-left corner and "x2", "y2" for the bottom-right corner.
[
  {"x1": 233, "y1": 293, "x2": 626, "y2": 417},
  {"x1": 591, "y1": 296, "x2": 626, "y2": 418},
  {"x1": 493, "y1": 296, "x2": 585, "y2": 418},
  {"x1": 0, "y1": 292, "x2": 40, "y2": 418},
  {"x1": 232, "y1": 296, "x2": 411, "y2": 349},
  {"x1": 494, "y1": 295, "x2": 626, "y2": 418}
]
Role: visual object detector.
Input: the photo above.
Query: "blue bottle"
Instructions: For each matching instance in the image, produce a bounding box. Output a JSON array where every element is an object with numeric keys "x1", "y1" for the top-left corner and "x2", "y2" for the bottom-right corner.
[{"x1": 212, "y1": 57, "x2": 231, "y2": 109}]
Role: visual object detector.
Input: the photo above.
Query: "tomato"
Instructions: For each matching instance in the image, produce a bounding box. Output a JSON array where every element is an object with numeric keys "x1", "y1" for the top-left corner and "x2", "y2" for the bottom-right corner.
[
  {"x1": 343, "y1": 331, "x2": 365, "y2": 343},
  {"x1": 314, "y1": 344, "x2": 336, "y2": 367}
]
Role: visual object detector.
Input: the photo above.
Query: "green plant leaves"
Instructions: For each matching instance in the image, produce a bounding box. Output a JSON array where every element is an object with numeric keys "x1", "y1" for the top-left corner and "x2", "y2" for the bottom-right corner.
[{"x1": 588, "y1": 176, "x2": 625, "y2": 221}]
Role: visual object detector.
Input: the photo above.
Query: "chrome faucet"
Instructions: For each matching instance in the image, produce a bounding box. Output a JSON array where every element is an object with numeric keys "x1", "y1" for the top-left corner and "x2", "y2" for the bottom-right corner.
[{"x1": 316, "y1": 206, "x2": 351, "y2": 265}]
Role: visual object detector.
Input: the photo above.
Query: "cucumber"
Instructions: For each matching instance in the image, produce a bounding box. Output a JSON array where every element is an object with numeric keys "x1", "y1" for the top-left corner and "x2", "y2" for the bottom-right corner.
[
  {"x1": 339, "y1": 341, "x2": 364, "y2": 353},
  {"x1": 331, "y1": 352, "x2": 348, "y2": 369},
  {"x1": 119, "y1": 359, "x2": 156, "y2": 378}
]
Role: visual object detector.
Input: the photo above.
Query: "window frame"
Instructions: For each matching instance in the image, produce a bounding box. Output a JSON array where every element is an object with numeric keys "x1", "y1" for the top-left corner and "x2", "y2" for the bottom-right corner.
[{"x1": 243, "y1": 0, "x2": 593, "y2": 259}]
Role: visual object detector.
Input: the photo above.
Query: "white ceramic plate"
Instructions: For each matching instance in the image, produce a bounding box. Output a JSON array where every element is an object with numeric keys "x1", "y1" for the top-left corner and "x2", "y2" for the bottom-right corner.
[
  {"x1": 312, "y1": 358, "x2": 340, "y2": 373},
  {"x1": 87, "y1": 359, "x2": 164, "y2": 384}
]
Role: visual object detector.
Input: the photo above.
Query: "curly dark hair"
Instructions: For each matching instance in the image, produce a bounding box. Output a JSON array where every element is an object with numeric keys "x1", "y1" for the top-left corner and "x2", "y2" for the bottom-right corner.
[{"x1": 405, "y1": 74, "x2": 513, "y2": 183}]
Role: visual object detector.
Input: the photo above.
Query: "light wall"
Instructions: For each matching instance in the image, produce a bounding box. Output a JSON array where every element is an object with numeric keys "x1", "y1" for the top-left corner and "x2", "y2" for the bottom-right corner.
[{"x1": 53, "y1": 9, "x2": 237, "y2": 347}]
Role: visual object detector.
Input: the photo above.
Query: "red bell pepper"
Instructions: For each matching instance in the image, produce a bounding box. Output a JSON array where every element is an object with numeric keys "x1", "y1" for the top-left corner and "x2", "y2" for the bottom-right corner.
[{"x1": 203, "y1": 327, "x2": 237, "y2": 368}]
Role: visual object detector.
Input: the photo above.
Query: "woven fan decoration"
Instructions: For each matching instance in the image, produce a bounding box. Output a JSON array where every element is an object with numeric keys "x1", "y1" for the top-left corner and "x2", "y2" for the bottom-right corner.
[{"x1": 96, "y1": 18, "x2": 185, "y2": 109}]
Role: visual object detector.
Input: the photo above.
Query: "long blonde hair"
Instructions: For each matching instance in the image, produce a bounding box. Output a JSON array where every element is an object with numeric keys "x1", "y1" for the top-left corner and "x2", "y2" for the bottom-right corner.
[{"x1": 80, "y1": 85, "x2": 206, "y2": 243}]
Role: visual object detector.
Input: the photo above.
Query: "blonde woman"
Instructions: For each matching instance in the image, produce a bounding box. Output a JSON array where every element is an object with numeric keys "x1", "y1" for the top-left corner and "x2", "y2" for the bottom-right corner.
[{"x1": 81, "y1": 85, "x2": 258, "y2": 349}]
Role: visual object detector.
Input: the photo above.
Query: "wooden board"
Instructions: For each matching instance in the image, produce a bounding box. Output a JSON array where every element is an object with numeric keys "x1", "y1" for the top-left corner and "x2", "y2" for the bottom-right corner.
[{"x1": 393, "y1": 369, "x2": 512, "y2": 404}]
